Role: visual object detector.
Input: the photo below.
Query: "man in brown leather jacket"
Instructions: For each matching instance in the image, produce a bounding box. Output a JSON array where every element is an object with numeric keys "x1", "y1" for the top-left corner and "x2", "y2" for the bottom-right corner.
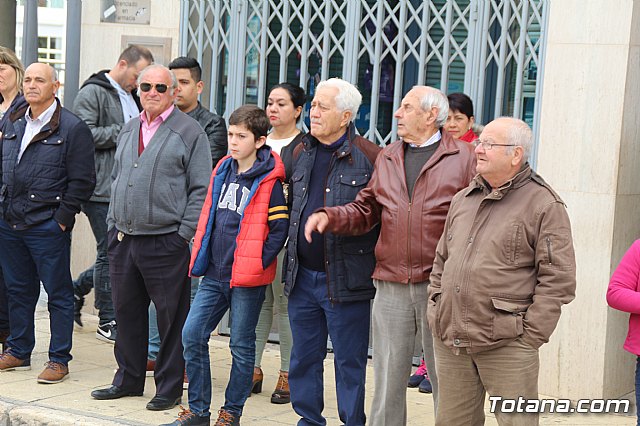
[
  {"x1": 305, "y1": 86, "x2": 476, "y2": 426},
  {"x1": 428, "y1": 117, "x2": 576, "y2": 426}
]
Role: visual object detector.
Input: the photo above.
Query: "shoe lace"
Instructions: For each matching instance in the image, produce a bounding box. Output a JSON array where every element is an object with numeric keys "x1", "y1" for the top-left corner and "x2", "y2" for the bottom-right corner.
[
  {"x1": 175, "y1": 406, "x2": 196, "y2": 424},
  {"x1": 44, "y1": 361, "x2": 63, "y2": 371},
  {"x1": 276, "y1": 372, "x2": 289, "y2": 389},
  {"x1": 215, "y1": 409, "x2": 236, "y2": 425}
]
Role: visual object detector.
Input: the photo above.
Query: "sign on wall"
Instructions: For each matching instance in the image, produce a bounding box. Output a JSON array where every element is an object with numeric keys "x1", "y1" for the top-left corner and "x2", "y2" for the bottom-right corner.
[{"x1": 101, "y1": 0, "x2": 151, "y2": 25}]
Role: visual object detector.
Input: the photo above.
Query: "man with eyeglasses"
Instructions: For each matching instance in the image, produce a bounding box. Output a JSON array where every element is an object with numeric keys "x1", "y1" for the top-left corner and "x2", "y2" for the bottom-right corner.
[
  {"x1": 304, "y1": 85, "x2": 476, "y2": 425},
  {"x1": 71, "y1": 44, "x2": 153, "y2": 342},
  {"x1": 91, "y1": 64, "x2": 212, "y2": 411},
  {"x1": 428, "y1": 117, "x2": 576, "y2": 425}
]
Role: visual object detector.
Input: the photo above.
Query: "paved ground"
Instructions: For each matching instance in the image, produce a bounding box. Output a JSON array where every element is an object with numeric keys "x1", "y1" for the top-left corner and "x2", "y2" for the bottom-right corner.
[{"x1": 0, "y1": 303, "x2": 635, "y2": 425}]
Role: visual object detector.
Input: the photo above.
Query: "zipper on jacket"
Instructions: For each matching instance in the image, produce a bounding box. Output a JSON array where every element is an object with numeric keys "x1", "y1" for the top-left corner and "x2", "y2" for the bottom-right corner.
[
  {"x1": 324, "y1": 153, "x2": 337, "y2": 303},
  {"x1": 407, "y1": 202, "x2": 412, "y2": 283},
  {"x1": 545, "y1": 236, "x2": 553, "y2": 265}
]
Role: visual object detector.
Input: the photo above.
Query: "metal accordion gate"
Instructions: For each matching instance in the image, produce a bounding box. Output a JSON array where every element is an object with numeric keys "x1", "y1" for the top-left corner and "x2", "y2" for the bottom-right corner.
[{"x1": 180, "y1": 0, "x2": 547, "y2": 158}]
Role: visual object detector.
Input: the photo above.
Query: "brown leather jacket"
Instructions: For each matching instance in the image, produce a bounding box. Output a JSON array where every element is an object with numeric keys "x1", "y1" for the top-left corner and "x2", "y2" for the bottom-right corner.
[
  {"x1": 427, "y1": 165, "x2": 576, "y2": 353},
  {"x1": 320, "y1": 130, "x2": 476, "y2": 284}
]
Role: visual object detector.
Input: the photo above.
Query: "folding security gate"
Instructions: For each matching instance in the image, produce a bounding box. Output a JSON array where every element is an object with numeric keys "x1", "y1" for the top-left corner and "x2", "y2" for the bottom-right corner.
[{"x1": 180, "y1": 0, "x2": 548, "y2": 160}]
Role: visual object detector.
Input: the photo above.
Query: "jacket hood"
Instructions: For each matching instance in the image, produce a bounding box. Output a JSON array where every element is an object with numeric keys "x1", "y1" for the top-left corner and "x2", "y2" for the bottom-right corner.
[
  {"x1": 230, "y1": 145, "x2": 277, "y2": 179},
  {"x1": 80, "y1": 69, "x2": 142, "y2": 110},
  {"x1": 80, "y1": 70, "x2": 114, "y2": 91}
]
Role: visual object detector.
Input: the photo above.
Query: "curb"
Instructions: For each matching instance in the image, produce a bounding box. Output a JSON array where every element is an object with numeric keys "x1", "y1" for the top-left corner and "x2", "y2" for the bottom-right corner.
[{"x1": 0, "y1": 399, "x2": 149, "y2": 425}]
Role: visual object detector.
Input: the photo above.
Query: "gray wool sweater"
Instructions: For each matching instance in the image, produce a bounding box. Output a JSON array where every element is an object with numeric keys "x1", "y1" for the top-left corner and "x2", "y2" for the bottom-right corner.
[{"x1": 107, "y1": 108, "x2": 212, "y2": 240}]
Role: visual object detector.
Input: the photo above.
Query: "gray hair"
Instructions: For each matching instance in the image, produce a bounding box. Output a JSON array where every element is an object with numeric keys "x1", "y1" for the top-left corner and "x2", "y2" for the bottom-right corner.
[
  {"x1": 416, "y1": 86, "x2": 449, "y2": 127},
  {"x1": 136, "y1": 64, "x2": 178, "y2": 96},
  {"x1": 316, "y1": 78, "x2": 362, "y2": 121},
  {"x1": 500, "y1": 117, "x2": 533, "y2": 163}
]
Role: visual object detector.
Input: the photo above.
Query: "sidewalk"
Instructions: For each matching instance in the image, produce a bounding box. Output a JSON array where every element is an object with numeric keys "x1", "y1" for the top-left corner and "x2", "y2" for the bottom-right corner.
[{"x1": 0, "y1": 303, "x2": 635, "y2": 425}]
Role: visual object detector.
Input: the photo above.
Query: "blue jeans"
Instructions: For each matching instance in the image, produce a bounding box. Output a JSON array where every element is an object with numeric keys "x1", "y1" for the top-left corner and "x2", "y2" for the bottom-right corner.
[
  {"x1": 74, "y1": 202, "x2": 114, "y2": 324},
  {"x1": 0, "y1": 267, "x2": 8, "y2": 334},
  {"x1": 288, "y1": 266, "x2": 370, "y2": 426},
  {"x1": 0, "y1": 219, "x2": 73, "y2": 364},
  {"x1": 182, "y1": 277, "x2": 265, "y2": 417},
  {"x1": 636, "y1": 356, "x2": 640, "y2": 426}
]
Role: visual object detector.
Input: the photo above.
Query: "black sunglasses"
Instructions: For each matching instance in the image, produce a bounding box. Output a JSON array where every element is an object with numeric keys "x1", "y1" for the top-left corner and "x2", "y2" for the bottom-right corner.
[{"x1": 139, "y1": 82, "x2": 169, "y2": 93}]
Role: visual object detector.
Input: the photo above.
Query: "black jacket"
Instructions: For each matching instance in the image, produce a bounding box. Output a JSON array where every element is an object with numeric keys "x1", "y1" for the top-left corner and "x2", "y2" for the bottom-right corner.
[
  {"x1": 0, "y1": 99, "x2": 96, "y2": 229},
  {"x1": 187, "y1": 102, "x2": 227, "y2": 168},
  {"x1": 283, "y1": 123, "x2": 381, "y2": 302}
]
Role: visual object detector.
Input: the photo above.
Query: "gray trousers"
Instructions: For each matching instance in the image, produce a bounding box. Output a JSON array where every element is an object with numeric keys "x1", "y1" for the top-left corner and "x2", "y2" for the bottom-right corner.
[{"x1": 369, "y1": 280, "x2": 438, "y2": 426}]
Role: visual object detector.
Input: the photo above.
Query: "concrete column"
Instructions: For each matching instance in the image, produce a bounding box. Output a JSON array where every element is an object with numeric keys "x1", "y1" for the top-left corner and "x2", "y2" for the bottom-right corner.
[
  {"x1": 0, "y1": 0, "x2": 17, "y2": 50},
  {"x1": 64, "y1": 0, "x2": 82, "y2": 109},
  {"x1": 536, "y1": 0, "x2": 640, "y2": 400},
  {"x1": 22, "y1": 0, "x2": 38, "y2": 67}
]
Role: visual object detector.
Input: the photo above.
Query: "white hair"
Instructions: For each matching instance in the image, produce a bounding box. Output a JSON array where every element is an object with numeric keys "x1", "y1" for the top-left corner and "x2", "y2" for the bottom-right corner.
[
  {"x1": 415, "y1": 86, "x2": 449, "y2": 127},
  {"x1": 316, "y1": 78, "x2": 362, "y2": 121},
  {"x1": 500, "y1": 117, "x2": 533, "y2": 163},
  {"x1": 136, "y1": 64, "x2": 178, "y2": 96}
]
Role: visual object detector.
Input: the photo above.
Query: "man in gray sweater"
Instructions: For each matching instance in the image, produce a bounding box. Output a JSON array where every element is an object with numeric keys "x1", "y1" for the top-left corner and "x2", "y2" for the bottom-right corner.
[
  {"x1": 72, "y1": 45, "x2": 153, "y2": 342},
  {"x1": 91, "y1": 65, "x2": 212, "y2": 411}
]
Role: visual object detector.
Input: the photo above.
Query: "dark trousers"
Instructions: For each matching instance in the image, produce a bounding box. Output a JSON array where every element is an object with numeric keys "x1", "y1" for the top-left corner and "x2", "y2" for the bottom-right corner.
[
  {"x1": 108, "y1": 229, "x2": 190, "y2": 399},
  {"x1": 0, "y1": 219, "x2": 73, "y2": 364},
  {"x1": 74, "y1": 201, "x2": 114, "y2": 324},
  {"x1": 0, "y1": 268, "x2": 8, "y2": 333},
  {"x1": 288, "y1": 265, "x2": 370, "y2": 426}
]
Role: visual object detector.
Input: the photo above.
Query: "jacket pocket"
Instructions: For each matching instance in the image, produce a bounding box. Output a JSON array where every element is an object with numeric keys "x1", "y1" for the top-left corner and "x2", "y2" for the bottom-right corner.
[
  {"x1": 503, "y1": 222, "x2": 523, "y2": 264},
  {"x1": 337, "y1": 172, "x2": 369, "y2": 204},
  {"x1": 342, "y1": 236, "x2": 376, "y2": 291},
  {"x1": 490, "y1": 297, "x2": 531, "y2": 340},
  {"x1": 427, "y1": 291, "x2": 442, "y2": 338}
]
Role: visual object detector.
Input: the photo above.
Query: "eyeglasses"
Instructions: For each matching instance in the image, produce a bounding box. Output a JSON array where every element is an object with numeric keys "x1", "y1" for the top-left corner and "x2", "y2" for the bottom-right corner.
[
  {"x1": 139, "y1": 82, "x2": 169, "y2": 93},
  {"x1": 472, "y1": 139, "x2": 516, "y2": 150}
]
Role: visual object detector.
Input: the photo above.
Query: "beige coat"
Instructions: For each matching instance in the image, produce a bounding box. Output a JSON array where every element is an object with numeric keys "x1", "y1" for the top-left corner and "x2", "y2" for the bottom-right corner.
[{"x1": 428, "y1": 165, "x2": 576, "y2": 353}]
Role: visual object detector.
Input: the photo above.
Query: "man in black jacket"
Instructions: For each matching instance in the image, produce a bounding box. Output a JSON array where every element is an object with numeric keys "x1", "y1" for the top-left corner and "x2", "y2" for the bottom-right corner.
[
  {"x1": 168, "y1": 56, "x2": 227, "y2": 167},
  {"x1": 0, "y1": 63, "x2": 95, "y2": 383},
  {"x1": 283, "y1": 78, "x2": 381, "y2": 426},
  {"x1": 72, "y1": 45, "x2": 153, "y2": 342}
]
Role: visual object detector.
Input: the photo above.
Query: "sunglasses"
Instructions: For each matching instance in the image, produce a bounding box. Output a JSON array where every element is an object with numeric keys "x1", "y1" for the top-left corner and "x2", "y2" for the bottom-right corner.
[{"x1": 139, "y1": 82, "x2": 169, "y2": 93}]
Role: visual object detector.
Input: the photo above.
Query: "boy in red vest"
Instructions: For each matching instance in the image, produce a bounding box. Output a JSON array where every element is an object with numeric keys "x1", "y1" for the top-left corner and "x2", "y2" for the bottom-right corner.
[{"x1": 162, "y1": 105, "x2": 288, "y2": 426}]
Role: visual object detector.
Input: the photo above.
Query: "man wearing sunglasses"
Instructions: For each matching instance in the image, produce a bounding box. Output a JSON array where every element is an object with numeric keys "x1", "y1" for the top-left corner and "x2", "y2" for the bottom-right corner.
[
  {"x1": 71, "y1": 45, "x2": 153, "y2": 343},
  {"x1": 91, "y1": 65, "x2": 212, "y2": 411},
  {"x1": 427, "y1": 117, "x2": 576, "y2": 425}
]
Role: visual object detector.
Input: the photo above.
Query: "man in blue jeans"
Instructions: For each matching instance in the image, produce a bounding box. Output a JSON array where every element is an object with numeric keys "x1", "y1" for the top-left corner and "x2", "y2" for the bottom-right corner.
[
  {"x1": 72, "y1": 45, "x2": 153, "y2": 343},
  {"x1": 283, "y1": 78, "x2": 381, "y2": 426},
  {"x1": 0, "y1": 63, "x2": 95, "y2": 383}
]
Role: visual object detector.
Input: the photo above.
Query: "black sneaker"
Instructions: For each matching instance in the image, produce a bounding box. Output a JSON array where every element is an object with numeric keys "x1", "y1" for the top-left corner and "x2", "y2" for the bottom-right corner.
[
  {"x1": 73, "y1": 294, "x2": 84, "y2": 328},
  {"x1": 96, "y1": 321, "x2": 117, "y2": 344}
]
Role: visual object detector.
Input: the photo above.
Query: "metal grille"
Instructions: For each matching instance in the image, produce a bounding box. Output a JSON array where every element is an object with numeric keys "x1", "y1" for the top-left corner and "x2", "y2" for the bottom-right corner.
[{"x1": 180, "y1": 0, "x2": 548, "y2": 157}]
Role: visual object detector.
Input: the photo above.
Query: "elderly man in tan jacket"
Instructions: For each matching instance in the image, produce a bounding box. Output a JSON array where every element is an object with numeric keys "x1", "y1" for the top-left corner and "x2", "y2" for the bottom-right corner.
[{"x1": 428, "y1": 117, "x2": 576, "y2": 426}]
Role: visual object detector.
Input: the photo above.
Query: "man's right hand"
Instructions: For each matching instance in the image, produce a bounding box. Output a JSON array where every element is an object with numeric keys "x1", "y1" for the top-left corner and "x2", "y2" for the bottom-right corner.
[{"x1": 304, "y1": 212, "x2": 329, "y2": 243}]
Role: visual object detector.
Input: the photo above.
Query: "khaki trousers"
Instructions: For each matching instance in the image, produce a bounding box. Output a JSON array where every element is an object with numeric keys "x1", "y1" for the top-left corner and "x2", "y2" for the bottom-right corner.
[{"x1": 434, "y1": 337, "x2": 539, "y2": 426}]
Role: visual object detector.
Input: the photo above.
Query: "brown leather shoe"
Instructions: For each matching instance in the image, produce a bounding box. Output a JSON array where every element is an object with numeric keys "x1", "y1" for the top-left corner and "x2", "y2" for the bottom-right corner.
[
  {"x1": 271, "y1": 370, "x2": 290, "y2": 404},
  {"x1": 249, "y1": 366, "x2": 263, "y2": 396},
  {"x1": 0, "y1": 352, "x2": 31, "y2": 371},
  {"x1": 37, "y1": 361, "x2": 69, "y2": 384}
]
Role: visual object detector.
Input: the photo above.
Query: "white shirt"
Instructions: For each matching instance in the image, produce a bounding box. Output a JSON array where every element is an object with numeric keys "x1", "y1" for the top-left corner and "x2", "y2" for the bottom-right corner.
[
  {"x1": 267, "y1": 133, "x2": 299, "y2": 155},
  {"x1": 409, "y1": 130, "x2": 441, "y2": 148},
  {"x1": 105, "y1": 73, "x2": 138, "y2": 123},
  {"x1": 19, "y1": 99, "x2": 57, "y2": 162}
]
